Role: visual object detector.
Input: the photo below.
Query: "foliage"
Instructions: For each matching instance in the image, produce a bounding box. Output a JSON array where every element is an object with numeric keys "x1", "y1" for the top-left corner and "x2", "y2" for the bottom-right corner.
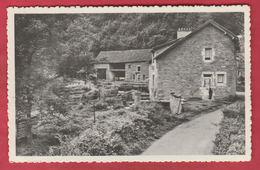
[
  {"x1": 113, "y1": 102, "x2": 125, "y2": 110},
  {"x1": 17, "y1": 96, "x2": 235, "y2": 156},
  {"x1": 237, "y1": 76, "x2": 245, "y2": 92},
  {"x1": 99, "y1": 86, "x2": 118, "y2": 98},
  {"x1": 238, "y1": 76, "x2": 245, "y2": 84},
  {"x1": 33, "y1": 78, "x2": 70, "y2": 116},
  {"x1": 213, "y1": 100, "x2": 245, "y2": 155},
  {"x1": 94, "y1": 100, "x2": 108, "y2": 111},
  {"x1": 16, "y1": 138, "x2": 50, "y2": 156},
  {"x1": 222, "y1": 100, "x2": 245, "y2": 119}
]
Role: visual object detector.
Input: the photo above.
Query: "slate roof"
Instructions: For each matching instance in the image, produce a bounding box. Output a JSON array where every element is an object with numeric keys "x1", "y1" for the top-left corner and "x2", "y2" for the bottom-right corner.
[
  {"x1": 95, "y1": 49, "x2": 151, "y2": 64},
  {"x1": 152, "y1": 38, "x2": 180, "y2": 51},
  {"x1": 152, "y1": 20, "x2": 238, "y2": 60}
]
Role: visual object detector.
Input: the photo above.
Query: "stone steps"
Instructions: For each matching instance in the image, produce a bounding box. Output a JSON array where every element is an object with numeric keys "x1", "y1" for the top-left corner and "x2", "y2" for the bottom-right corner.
[{"x1": 141, "y1": 93, "x2": 150, "y2": 101}]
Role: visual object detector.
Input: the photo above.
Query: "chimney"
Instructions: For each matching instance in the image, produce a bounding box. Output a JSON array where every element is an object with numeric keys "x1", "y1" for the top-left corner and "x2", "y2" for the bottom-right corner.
[{"x1": 177, "y1": 28, "x2": 192, "y2": 39}]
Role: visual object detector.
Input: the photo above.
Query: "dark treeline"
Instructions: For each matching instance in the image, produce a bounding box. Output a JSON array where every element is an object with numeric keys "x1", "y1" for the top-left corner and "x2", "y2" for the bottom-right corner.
[{"x1": 15, "y1": 13, "x2": 244, "y2": 136}]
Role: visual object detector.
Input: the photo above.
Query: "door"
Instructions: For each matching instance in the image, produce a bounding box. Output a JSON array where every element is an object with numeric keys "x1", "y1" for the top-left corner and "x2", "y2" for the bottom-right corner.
[
  {"x1": 136, "y1": 74, "x2": 141, "y2": 82},
  {"x1": 202, "y1": 74, "x2": 213, "y2": 99},
  {"x1": 97, "y1": 69, "x2": 106, "y2": 79}
]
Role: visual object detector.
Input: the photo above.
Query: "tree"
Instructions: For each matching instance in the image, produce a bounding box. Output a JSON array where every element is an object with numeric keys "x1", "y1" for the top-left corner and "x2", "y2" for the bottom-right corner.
[{"x1": 15, "y1": 14, "x2": 75, "y2": 142}]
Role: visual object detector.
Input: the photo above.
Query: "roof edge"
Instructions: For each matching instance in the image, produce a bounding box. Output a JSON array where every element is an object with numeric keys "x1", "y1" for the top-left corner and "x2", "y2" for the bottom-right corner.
[
  {"x1": 153, "y1": 20, "x2": 238, "y2": 60},
  {"x1": 94, "y1": 60, "x2": 151, "y2": 64}
]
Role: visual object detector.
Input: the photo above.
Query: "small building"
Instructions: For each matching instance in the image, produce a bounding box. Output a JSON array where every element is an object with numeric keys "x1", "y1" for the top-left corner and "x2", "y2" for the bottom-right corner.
[
  {"x1": 94, "y1": 49, "x2": 151, "y2": 82},
  {"x1": 149, "y1": 20, "x2": 239, "y2": 101}
]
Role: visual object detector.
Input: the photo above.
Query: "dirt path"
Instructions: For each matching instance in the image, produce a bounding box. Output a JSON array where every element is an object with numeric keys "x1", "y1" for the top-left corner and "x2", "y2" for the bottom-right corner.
[{"x1": 142, "y1": 109, "x2": 223, "y2": 155}]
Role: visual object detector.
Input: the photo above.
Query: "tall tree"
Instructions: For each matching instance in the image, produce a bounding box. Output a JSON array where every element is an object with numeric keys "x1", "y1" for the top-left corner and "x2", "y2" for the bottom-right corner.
[{"x1": 15, "y1": 14, "x2": 75, "y2": 141}]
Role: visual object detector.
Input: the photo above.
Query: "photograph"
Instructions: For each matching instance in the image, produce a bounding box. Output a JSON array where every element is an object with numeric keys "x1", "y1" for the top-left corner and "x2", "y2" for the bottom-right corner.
[{"x1": 7, "y1": 6, "x2": 251, "y2": 162}]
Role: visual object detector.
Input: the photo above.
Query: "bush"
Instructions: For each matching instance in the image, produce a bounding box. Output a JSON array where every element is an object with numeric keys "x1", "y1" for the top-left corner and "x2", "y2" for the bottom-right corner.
[
  {"x1": 113, "y1": 102, "x2": 125, "y2": 110},
  {"x1": 82, "y1": 90, "x2": 99, "y2": 102},
  {"x1": 187, "y1": 97, "x2": 202, "y2": 101},
  {"x1": 104, "y1": 97, "x2": 118, "y2": 106},
  {"x1": 137, "y1": 103, "x2": 173, "y2": 125},
  {"x1": 100, "y1": 86, "x2": 118, "y2": 98},
  {"x1": 213, "y1": 100, "x2": 245, "y2": 155},
  {"x1": 213, "y1": 117, "x2": 245, "y2": 155},
  {"x1": 16, "y1": 138, "x2": 50, "y2": 156},
  {"x1": 94, "y1": 100, "x2": 108, "y2": 111},
  {"x1": 222, "y1": 100, "x2": 245, "y2": 119},
  {"x1": 54, "y1": 111, "x2": 140, "y2": 156}
]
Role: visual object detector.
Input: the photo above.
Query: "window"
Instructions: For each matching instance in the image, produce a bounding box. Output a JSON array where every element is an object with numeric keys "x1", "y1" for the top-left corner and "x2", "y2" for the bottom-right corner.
[
  {"x1": 136, "y1": 65, "x2": 141, "y2": 72},
  {"x1": 216, "y1": 72, "x2": 226, "y2": 86},
  {"x1": 136, "y1": 74, "x2": 141, "y2": 81},
  {"x1": 217, "y1": 74, "x2": 225, "y2": 83},
  {"x1": 202, "y1": 48, "x2": 214, "y2": 62},
  {"x1": 132, "y1": 74, "x2": 135, "y2": 81},
  {"x1": 205, "y1": 48, "x2": 212, "y2": 60},
  {"x1": 128, "y1": 64, "x2": 131, "y2": 68},
  {"x1": 143, "y1": 75, "x2": 146, "y2": 81}
]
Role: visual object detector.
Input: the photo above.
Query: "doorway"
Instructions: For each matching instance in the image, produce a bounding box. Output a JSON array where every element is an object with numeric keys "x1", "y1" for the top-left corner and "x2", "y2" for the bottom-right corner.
[
  {"x1": 97, "y1": 69, "x2": 106, "y2": 79},
  {"x1": 202, "y1": 74, "x2": 213, "y2": 100}
]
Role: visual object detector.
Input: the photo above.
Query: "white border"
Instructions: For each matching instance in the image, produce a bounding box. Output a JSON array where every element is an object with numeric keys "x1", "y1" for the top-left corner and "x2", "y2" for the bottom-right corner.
[{"x1": 7, "y1": 5, "x2": 251, "y2": 162}]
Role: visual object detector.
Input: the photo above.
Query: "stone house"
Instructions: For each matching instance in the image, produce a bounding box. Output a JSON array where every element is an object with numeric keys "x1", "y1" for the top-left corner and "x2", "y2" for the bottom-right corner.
[
  {"x1": 149, "y1": 20, "x2": 239, "y2": 101},
  {"x1": 94, "y1": 49, "x2": 151, "y2": 82}
]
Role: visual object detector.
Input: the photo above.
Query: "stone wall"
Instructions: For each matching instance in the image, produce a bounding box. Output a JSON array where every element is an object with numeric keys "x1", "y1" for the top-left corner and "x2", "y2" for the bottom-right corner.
[
  {"x1": 155, "y1": 25, "x2": 237, "y2": 100},
  {"x1": 94, "y1": 63, "x2": 113, "y2": 80},
  {"x1": 169, "y1": 93, "x2": 182, "y2": 114},
  {"x1": 125, "y1": 62, "x2": 149, "y2": 82}
]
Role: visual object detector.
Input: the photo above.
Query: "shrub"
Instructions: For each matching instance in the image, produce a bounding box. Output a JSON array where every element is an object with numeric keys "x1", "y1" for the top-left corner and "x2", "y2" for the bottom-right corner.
[
  {"x1": 137, "y1": 103, "x2": 172, "y2": 125},
  {"x1": 112, "y1": 109, "x2": 126, "y2": 116},
  {"x1": 113, "y1": 102, "x2": 125, "y2": 110},
  {"x1": 222, "y1": 101, "x2": 245, "y2": 119},
  {"x1": 213, "y1": 100, "x2": 245, "y2": 155},
  {"x1": 94, "y1": 100, "x2": 108, "y2": 111},
  {"x1": 213, "y1": 117, "x2": 245, "y2": 155},
  {"x1": 216, "y1": 95, "x2": 239, "y2": 103},
  {"x1": 187, "y1": 97, "x2": 202, "y2": 101},
  {"x1": 16, "y1": 138, "x2": 50, "y2": 156},
  {"x1": 100, "y1": 86, "x2": 118, "y2": 98},
  {"x1": 81, "y1": 90, "x2": 99, "y2": 102},
  {"x1": 104, "y1": 97, "x2": 118, "y2": 106}
]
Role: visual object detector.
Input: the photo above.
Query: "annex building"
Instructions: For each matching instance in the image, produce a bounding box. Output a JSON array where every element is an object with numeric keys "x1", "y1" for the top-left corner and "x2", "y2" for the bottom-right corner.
[{"x1": 94, "y1": 49, "x2": 151, "y2": 82}]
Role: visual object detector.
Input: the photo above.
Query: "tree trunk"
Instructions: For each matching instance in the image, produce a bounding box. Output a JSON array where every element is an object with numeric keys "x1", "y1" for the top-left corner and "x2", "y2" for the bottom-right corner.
[{"x1": 26, "y1": 87, "x2": 33, "y2": 143}]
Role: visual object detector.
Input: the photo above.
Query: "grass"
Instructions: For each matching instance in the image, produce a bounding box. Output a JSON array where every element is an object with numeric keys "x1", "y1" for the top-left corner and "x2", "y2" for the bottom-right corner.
[
  {"x1": 174, "y1": 96, "x2": 238, "y2": 120},
  {"x1": 213, "y1": 99, "x2": 245, "y2": 155}
]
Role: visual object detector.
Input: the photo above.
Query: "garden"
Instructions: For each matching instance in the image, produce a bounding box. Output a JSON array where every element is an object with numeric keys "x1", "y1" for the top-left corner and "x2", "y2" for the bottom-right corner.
[{"x1": 16, "y1": 79, "x2": 239, "y2": 156}]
